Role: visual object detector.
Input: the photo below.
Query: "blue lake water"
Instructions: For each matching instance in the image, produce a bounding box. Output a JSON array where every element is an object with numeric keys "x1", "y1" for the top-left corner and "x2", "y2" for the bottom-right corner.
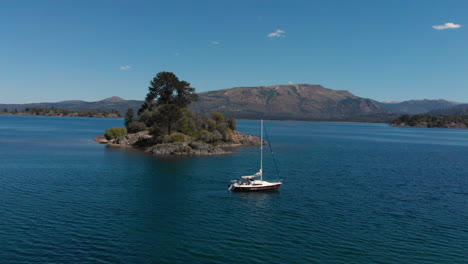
[{"x1": 1, "y1": 115, "x2": 467, "y2": 264}]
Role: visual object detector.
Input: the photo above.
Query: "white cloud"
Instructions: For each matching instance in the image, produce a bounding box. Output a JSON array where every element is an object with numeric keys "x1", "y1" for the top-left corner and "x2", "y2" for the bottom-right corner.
[
  {"x1": 268, "y1": 29, "x2": 286, "y2": 38},
  {"x1": 432, "y1": 22, "x2": 461, "y2": 30},
  {"x1": 288, "y1": 81, "x2": 295, "y2": 84},
  {"x1": 211, "y1": 41, "x2": 220, "y2": 45},
  {"x1": 119, "y1": 65, "x2": 131, "y2": 70}
]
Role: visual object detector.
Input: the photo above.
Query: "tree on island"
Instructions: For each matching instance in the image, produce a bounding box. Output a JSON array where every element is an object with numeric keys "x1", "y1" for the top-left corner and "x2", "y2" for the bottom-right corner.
[
  {"x1": 121, "y1": 71, "x2": 237, "y2": 145},
  {"x1": 133, "y1": 72, "x2": 199, "y2": 137},
  {"x1": 3, "y1": 108, "x2": 7, "y2": 113},
  {"x1": 138, "y1": 71, "x2": 198, "y2": 114},
  {"x1": 150, "y1": 104, "x2": 182, "y2": 135}
]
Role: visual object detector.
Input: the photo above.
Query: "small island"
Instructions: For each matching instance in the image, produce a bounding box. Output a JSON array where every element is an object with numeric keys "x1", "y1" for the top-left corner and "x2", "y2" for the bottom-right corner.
[
  {"x1": 391, "y1": 114, "x2": 468, "y2": 129},
  {"x1": 94, "y1": 72, "x2": 263, "y2": 155}
]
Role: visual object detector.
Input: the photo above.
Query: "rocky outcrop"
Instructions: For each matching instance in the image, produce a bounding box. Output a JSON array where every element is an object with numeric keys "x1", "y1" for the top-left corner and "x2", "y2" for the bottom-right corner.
[
  {"x1": 229, "y1": 131, "x2": 265, "y2": 146},
  {"x1": 92, "y1": 135, "x2": 108, "y2": 144},
  {"x1": 109, "y1": 131, "x2": 152, "y2": 147}
]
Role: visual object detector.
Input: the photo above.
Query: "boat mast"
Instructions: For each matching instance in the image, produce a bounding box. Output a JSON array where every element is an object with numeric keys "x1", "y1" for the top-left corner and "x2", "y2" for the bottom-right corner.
[{"x1": 260, "y1": 119, "x2": 263, "y2": 181}]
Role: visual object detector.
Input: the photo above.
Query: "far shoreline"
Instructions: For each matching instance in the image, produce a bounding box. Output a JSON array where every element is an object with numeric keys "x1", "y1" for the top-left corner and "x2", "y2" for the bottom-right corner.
[
  {"x1": 1, "y1": 113, "x2": 392, "y2": 124},
  {"x1": 0, "y1": 113, "x2": 122, "y2": 119}
]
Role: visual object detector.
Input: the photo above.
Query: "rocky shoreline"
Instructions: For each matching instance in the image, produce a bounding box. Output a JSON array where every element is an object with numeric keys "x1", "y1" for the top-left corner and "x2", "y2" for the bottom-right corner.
[{"x1": 93, "y1": 130, "x2": 264, "y2": 156}]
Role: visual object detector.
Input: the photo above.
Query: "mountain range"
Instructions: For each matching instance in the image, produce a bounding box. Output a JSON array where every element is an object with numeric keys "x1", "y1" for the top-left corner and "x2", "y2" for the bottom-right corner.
[
  {"x1": 1, "y1": 84, "x2": 466, "y2": 121},
  {"x1": 190, "y1": 84, "x2": 387, "y2": 120},
  {"x1": 376, "y1": 99, "x2": 462, "y2": 115}
]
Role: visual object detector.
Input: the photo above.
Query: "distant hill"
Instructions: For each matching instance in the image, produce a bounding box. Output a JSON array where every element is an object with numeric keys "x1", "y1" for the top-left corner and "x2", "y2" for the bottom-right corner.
[
  {"x1": 99, "y1": 96, "x2": 126, "y2": 103},
  {"x1": 190, "y1": 84, "x2": 389, "y2": 120},
  {"x1": 0, "y1": 96, "x2": 142, "y2": 115},
  {"x1": 378, "y1": 99, "x2": 460, "y2": 114},
  {"x1": 430, "y1": 104, "x2": 468, "y2": 116}
]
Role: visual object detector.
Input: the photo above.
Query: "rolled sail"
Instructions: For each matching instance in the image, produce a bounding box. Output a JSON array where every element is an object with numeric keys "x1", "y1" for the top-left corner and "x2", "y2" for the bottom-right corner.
[{"x1": 241, "y1": 169, "x2": 262, "y2": 179}]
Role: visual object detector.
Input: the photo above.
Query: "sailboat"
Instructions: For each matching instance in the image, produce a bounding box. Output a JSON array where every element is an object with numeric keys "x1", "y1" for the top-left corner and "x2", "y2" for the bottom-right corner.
[{"x1": 228, "y1": 120, "x2": 282, "y2": 192}]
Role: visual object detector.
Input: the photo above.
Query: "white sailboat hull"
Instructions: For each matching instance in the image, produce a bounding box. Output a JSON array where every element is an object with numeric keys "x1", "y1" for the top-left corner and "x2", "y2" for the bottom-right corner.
[{"x1": 228, "y1": 180, "x2": 282, "y2": 192}]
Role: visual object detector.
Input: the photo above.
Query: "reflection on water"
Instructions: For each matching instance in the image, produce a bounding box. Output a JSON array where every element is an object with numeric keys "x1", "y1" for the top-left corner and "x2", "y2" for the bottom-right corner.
[{"x1": 231, "y1": 191, "x2": 281, "y2": 209}]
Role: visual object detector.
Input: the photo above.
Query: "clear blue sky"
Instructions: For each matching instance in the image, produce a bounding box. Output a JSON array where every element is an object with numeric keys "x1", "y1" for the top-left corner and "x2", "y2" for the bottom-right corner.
[{"x1": 1, "y1": 0, "x2": 467, "y2": 103}]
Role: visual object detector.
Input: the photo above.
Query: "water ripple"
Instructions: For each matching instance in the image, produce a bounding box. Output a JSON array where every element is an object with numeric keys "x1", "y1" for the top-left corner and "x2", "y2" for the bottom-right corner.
[{"x1": 1, "y1": 117, "x2": 468, "y2": 263}]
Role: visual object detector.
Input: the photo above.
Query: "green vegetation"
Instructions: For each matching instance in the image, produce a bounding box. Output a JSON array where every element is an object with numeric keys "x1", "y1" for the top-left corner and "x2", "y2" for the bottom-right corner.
[
  {"x1": 119, "y1": 71, "x2": 237, "y2": 144},
  {"x1": 124, "y1": 108, "x2": 135, "y2": 128},
  {"x1": 105, "y1": 127, "x2": 127, "y2": 140},
  {"x1": 127, "y1": 121, "x2": 146, "y2": 133},
  {"x1": 227, "y1": 117, "x2": 237, "y2": 130},
  {"x1": 133, "y1": 103, "x2": 236, "y2": 143},
  {"x1": 164, "y1": 132, "x2": 186, "y2": 143},
  {"x1": 151, "y1": 104, "x2": 183, "y2": 135},
  {"x1": 392, "y1": 114, "x2": 468, "y2": 128}
]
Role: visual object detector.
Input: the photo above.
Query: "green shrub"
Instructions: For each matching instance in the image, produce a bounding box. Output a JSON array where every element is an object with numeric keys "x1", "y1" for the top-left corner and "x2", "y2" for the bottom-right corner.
[
  {"x1": 198, "y1": 130, "x2": 214, "y2": 143},
  {"x1": 138, "y1": 109, "x2": 154, "y2": 127},
  {"x1": 127, "y1": 121, "x2": 146, "y2": 133},
  {"x1": 227, "y1": 117, "x2": 237, "y2": 130},
  {"x1": 208, "y1": 119, "x2": 217, "y2": 131},
  {"x1": 212, "y1": 112, "x2": 225, "y2": 122},
  {"x1": 124, "y1": 108, "x2": 135, "y2": 128},
  {"x1": 223, "y1": 129, "x2": 232, "y2": 142},
  {"x1": 214, "y1": 121, "x2": 226, "y2": 132},
  {"x1": 180, "y1": 109, "x2": 198, "y2": 137},
  {"x1": 105, "y1": 127, "x2": 127, "y2": 140},
  {"x1": 164, "y1": 132, "x2": 186, "y2": 143},
  {"x1": 213, "y1": 130, "x2": 223, "y2": 142}
]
